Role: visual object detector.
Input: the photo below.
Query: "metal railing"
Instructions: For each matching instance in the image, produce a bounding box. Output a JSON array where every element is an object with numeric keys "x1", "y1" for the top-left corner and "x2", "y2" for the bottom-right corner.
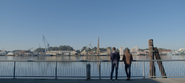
[{"x1": 0, "y1": 60, "x2": 185, "y2": 79}]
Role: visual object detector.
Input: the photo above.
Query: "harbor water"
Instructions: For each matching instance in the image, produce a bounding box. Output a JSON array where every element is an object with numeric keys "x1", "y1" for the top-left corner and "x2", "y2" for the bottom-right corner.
[{"x1": 0, "y1": 55, "x2": 185, "y2": 78}]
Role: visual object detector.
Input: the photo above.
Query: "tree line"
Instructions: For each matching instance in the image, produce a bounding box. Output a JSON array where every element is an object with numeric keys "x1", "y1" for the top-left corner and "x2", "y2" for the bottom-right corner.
[{"x1": 34, "y1": 45, "x2": 120, "y2": 53}]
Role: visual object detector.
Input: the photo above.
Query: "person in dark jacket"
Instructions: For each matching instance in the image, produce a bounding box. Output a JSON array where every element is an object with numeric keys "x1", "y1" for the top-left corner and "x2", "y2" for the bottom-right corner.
[
  {"x1": 122, "y1": 48, "x2": 133, "y2": 80},
  {"x1": 110, "y1": 47, "x2": 120, "y2": 81}
]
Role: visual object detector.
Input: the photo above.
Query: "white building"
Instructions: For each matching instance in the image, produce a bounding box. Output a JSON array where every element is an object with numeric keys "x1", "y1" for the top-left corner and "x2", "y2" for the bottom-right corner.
[
  {"x1": 0, "y1": 50, "x2": 7, "y2": 55},
  {"x1": 179, "y1": 48, "x2": 185, "y2": 51},
  {"x1": 130, "y1": 46, "x2": 139, "y2": 55},
  {"x1": 119, "y1": 46, "x2": 123, "y2": 56},
  {"x1": 7, "y1": 52, "x2": 14, "y2": 56},
  {"x1": 45, "y1": 51, "x2": 63, "y2": 55},
  {"x1": 80, "y1": 50, "x2": 87, "y2": 55},
  {"x1": 45, "y1": 51, "x2": 77, "y2": 55}
]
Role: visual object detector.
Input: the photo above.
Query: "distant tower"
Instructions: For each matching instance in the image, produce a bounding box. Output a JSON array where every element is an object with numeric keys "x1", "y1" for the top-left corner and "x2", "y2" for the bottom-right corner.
[
  {"x1": 97, "y1": 37, "x2": 100, "y2": 55},
  {"x1": 107, "y1": 47, "x2": 111, "y2": 55},
  {"x1": 120, "y1": 46, "x2": 123, "y2": 56}
]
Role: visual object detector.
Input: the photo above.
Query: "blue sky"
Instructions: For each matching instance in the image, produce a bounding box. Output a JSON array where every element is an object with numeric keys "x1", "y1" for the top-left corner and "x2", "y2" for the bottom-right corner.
[{"x1": 0, "y1": 0, "x2": 185, "y2": 51}]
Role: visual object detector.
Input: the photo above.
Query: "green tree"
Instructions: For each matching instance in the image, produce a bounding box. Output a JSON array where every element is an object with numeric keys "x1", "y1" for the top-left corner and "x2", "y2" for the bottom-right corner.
[
  {"x1": 100, "y1": 48, "x2": 106, "y2": 52},
  {"x1": 58, "y1": 45, "x2": 74, "y2": 51},
  {"x1": 76, "y1": 50, "x2": 81, "y2": 54},
  {"x1": 107, "y1": 47, "x2": 112, "y2": 51},
  {"x1": 92, "y1": 47, "x2": 97, "y2": 51},
  {"x1": 87, "y1": 47, "x2": 91, "y2": 52},
  {"x1": 81, "y1": 46, "x2": 87, "y2": 52},
  {"x1": 35, "y1": 48, "x2": 45, "y2": 52}
]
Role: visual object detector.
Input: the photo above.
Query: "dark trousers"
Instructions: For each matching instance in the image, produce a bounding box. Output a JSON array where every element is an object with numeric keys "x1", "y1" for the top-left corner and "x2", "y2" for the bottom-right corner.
[
  {"x1": 110, "y1": 61, "x2": 119, "y2": 79},
  {"x1": 125, "y1": 64, "x2": 131, "y2": 78}
]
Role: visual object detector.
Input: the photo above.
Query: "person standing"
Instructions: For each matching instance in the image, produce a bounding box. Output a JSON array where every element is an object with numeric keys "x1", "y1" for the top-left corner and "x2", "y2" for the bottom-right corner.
[
  {"x1": 122, "y1": 48, "x2": 133, "y2": 80},
  {"x1": 110, "y1": 47, "x2": 120, "y2": 81}
]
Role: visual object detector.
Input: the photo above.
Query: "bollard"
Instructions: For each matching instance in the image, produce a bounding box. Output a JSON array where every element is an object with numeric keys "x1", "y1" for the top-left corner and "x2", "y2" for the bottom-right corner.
[
  {"x1": 86, "y1": 64, "x2": 91, "y2": 80},
  {"x1": 154, "y1": 47, "x2": 167, "y2": 78},
  {"x1": 148, "y1": 39, "x2": 155, "y2": 78}
]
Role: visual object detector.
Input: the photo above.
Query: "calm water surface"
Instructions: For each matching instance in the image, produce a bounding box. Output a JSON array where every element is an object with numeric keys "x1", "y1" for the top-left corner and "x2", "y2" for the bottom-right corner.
[{"x1": 0, "y1": 55, "x2": 185, "y2": 78}]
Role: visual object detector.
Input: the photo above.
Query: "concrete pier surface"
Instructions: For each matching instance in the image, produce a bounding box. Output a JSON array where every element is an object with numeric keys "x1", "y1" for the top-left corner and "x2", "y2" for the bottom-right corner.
[{"x1": 0, "y1": 78, "x2": 184, "y2": 83}]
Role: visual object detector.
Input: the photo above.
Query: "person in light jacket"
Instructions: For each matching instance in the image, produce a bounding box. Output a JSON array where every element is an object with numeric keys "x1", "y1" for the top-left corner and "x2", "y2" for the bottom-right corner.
[{"x1": 122, "y1": 48, "x2": 133, "y2": 80}]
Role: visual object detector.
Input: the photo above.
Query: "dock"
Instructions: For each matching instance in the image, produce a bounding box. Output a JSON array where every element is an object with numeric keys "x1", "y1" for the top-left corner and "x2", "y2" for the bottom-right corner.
[{"x1": 0, "y1": 78, "x2": 184, "y2": 83}]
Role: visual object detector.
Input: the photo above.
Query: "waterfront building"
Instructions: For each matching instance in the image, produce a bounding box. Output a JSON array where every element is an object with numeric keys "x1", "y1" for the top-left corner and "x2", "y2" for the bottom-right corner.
[
  {"x1": 45, "y1": 51, "x2": 63, "y2": 55},
  {"x1": 0, "y1": 50, "x2": 7, "y2": 55},
  {"x1": 130, "y1": 46, "x2": 139, "y2": 55},
  {"x1": 106, "y1": 47, "x2": 111, "y2": 55},
  {"x1": 7, "y1": 51, "x2": 14, "y2": 56},
  {"x1": 70, "y1": 51, "x2": 77, "y2": 55},
  {"x1": 81, "y1": 50, "x2": 87, "y2": 55},
  {"x1": 99, "y1": 51, "x2": 108, "y2": 55},
  {"x1": 179, "y1": 48, "x2": 185, "y2": 51},
  {"x1": 45, "y1": 50, "x2": 77, "y2": 55},
  {"x1": 159, "y1": 49, "x2": 172, "y2": 55}
]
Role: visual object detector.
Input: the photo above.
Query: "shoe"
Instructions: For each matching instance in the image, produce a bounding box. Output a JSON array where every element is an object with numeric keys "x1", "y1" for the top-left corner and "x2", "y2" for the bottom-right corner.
[{"x1": 126, "y1": 77, "x2": 130, "y2": 81}]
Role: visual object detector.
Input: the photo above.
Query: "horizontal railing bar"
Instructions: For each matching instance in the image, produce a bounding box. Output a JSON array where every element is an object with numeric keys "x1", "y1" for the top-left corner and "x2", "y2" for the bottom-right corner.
[
  {"x1": 0, "y1": 59, "x2": 185, "y2": 62},
  {"x1": 9, "y1": 76, "x2": 55, "y2": 77},
  {"x1": 0, "y1": 76, "x2": 14, "y2": 77},
  {"x1": 146, "y1": 76, "x2": 185, "y2": 77}
]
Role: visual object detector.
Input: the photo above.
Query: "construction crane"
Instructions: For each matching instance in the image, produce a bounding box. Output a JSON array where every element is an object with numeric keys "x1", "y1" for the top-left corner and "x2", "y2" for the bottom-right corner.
[
  {"x1": 87, "y1": 41, "x2": 94, "y2": 55},
  {"x1": 42, "y1": 35, "x2": 51, "y2": 52},
  {"x1": 38, "y1": 43, "x2": 41, "y2": 48},
  {"x1": 88, "y1": 41, "x2": 93, "y2": 49}
]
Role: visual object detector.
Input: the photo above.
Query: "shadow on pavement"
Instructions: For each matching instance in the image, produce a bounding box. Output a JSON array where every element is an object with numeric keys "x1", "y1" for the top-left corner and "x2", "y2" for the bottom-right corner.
[{"x1": 0, "y1": 79, "x2": 167, "y2": 83}]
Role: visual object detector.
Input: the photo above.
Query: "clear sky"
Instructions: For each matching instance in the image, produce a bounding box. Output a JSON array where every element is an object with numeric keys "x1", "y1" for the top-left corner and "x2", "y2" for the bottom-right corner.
[{"x1": 0, "y1": 0, "x2": 185, "y2": 51}]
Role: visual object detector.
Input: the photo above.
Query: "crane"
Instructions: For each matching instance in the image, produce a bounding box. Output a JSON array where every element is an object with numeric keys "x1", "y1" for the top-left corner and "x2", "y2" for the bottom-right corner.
[
  {"x1": 42, "y1": 35, "x2": 51, "y2": 52},
  {"x1": 38, "y1": 43, "x2": 41, "y2": 48}
]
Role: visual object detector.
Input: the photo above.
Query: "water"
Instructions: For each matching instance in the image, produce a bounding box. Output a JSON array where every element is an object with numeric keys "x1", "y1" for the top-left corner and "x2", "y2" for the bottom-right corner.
[
  {"x1": 1, "y1": 55, "x2": 185, "y2": 61},
  {"x1": 0, "y1": 55, "x2": 185, "y2": 78}
]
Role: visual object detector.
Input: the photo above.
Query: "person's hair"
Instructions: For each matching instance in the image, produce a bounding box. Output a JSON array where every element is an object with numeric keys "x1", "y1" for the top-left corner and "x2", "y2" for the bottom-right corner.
[
  {"x1": 124, "y1": 48, "x2": 130, "y2": 52},
  {"x1": 112, "y1": 47, "x2": 116, "y2": 50}
]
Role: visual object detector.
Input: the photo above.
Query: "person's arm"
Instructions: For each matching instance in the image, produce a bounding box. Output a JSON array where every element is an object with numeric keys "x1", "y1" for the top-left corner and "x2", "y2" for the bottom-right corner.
[
  {"x1": 122, "y1": 54, "x2": 125, "y2": 61},
  {"x1": 118, "y1": 52, "x2": 120, "y2": 60},
  {"x1": 110, "y1": 53, "x2": 113, "y2": 60}
]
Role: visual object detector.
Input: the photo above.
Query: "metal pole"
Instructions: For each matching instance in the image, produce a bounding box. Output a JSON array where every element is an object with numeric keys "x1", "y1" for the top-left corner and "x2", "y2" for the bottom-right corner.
[
  {"x1": 99, "y1": 61, "x2": 101, "y2": 79},
  {"x1": 143, "y1": 61, "x2": 145, "y2": 79},
  {"x1": 13, "y1": 61, "x2": 16, "y2": 79},
  {"x1": 55, "y1": 61, "x2": 57, "y2": 79},
  {"x1": 86, "y1": 64, "x2": 91, "y2": 80}
]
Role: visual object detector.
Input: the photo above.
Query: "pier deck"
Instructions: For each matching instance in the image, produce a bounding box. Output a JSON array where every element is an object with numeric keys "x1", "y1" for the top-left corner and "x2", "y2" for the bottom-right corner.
[{"x1": 0, "y1": 78, "x2": 184, "y2": 83}]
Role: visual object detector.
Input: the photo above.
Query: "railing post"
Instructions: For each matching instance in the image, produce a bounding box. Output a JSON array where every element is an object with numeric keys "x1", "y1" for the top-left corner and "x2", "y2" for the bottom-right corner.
[
  {"x1": 55, "y1": 61, "x2": 57, "y2": 80},
  {"x1": 99, "y1": 61, "x2": 101, "y2": 79},
  {"x1": 143, "y1": 61, "x2": 145, "y2": 79},
  {"x1": 13, "y1": 61, "x2": 16, "y2": 79},
  {"x1": 86, "y1": 63, "x2": 91, "y2": 80}
]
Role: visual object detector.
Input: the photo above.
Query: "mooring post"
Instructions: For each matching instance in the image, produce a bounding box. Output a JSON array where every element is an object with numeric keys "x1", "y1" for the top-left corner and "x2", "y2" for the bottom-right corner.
[
  {"x1": 86, "y1": 64, "x2": 91, "y2": 80},
  {"x1": 55, "y1": 61, "x2": 57, "y2": 80},
  {"x1": 99, "y1": 62, "x2": 101, "y2": 79},
  {"x1": 148, "y1": 39, "x2": 155, "y2": 78},
  {"x1": 13, "y1": 61, "x2": 16, "y2": 79},
  {"x1": 154, "y1": 47, "x2": 167, "y2": 78}
]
